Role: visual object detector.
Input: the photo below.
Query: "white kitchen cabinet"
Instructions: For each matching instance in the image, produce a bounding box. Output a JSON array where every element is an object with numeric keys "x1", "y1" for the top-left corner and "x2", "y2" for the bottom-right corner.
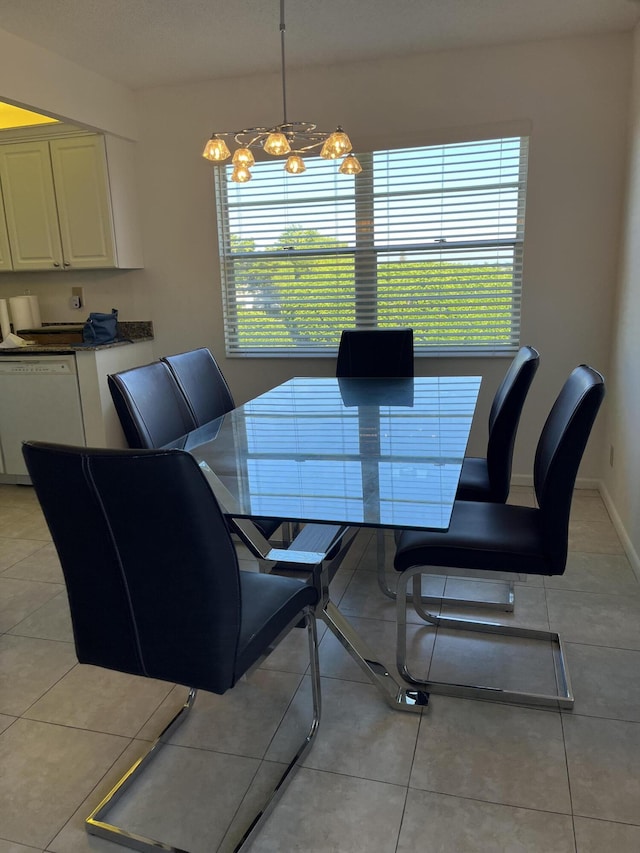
[
  {"x1": 0, "y1": 133, "x2": 143, "y2": 272},
  {"x1": 50, "y1": 136, "x2": 117, "y2": 269},
  {"x1": 0, "y1": 140, "x2": 62, "y2": 270},
  {"x1": 75, "y1": 340, "x2": 154, "y2": 447},
  {"x1": 0, "y1": 182, "x2": 12, "y2": 271}
]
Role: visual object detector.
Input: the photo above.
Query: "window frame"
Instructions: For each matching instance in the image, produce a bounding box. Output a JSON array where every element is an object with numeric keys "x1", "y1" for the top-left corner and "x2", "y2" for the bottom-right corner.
[{"x1": 214, "y1": 134, "x2": 529, "y2": 358}]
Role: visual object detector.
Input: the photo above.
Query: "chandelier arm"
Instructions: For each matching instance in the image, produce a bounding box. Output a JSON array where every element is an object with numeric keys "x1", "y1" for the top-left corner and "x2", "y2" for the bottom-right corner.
[
  {"x1": 234, "y1": 131, "x2": 270, "y2": 148},
  {"x1": 288, "y1": 139, "x2": 327, "y2": 153}
]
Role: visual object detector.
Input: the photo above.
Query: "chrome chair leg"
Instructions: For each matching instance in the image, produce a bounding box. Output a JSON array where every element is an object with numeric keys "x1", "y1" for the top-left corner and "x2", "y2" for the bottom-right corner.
[
  {"x1": 234, "y1": 609, "x2": 321, "y2": 851},
  {"x1": 86, "y1": 608, "x2": 323, "y2": 853},
  {"x1": 86, "y1": 687, "x2": 198, "y2": 851},
  {"x1": 396, "y1": 565, "x2": 574, "y2": 710}
]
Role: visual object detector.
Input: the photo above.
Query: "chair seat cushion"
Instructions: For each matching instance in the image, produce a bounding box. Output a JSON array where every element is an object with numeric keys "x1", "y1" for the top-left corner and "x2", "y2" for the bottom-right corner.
[
  {"x1": 455, "y1": 457, "x2": 493, "y2": 502},
  {"x1": 395, "y1": 500, "x2": 556, "y2": 576},
  {"x1": 236, "y1": 572, "x2": 318, "y2": 679}
]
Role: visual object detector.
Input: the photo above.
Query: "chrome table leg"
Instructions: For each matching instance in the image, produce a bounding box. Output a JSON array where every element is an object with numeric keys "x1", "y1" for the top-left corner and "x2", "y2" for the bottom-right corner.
[{"x1": 321, "y1": 600, "x2": 428, "y2": 714}]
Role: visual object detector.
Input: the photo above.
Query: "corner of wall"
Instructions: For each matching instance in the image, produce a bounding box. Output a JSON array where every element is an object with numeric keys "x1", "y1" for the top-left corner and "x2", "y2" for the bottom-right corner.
[{"x1": 599, "y1": 480, "x2": 640, "y2": 581}]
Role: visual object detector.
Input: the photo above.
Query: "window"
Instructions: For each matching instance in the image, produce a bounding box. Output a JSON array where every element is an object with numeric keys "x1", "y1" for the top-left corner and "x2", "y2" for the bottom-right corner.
[{"x1": 214, "y1": 135, "x2": 529, "y2": 356}]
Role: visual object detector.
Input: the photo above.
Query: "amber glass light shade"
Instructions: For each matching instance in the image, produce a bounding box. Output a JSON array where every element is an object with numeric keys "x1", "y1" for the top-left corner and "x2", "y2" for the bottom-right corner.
[
  {"x1": 284, "y1": 154, "x2": 306, "y2": 174},
  {"x1": 231, "y1": 165, "x2": 252, "y2": 183},
  {"x1": 202, "y1": 137, "x2": 231, "y2": 161},
  {"x1": 320, "y1": 127, "x2": 352, "y2": 159},
  {"x1": 339, "y1": 154, "x2": 362, "y2": 175},
  {"x1": 232, "y1": 147, "x2": 255, "y2": 167},
  {"x1": 263, "y1": 132, "x2": 291, "y2": 156}
]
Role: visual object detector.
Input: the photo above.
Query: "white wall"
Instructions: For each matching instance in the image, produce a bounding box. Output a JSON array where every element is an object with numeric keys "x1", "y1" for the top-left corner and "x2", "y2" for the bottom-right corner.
[
  {"x1": 131, "y1": 33, "x2": 630, "y2": 480},
  {"x1": 0, "y1": 28, "x2": 138, "y2": 140},
  {"x1": 602, "y1": 25, "x2": 640, "y2": 568},
  {"x1": 0, "y1": 29, "x2": 631, "y2": 487}
]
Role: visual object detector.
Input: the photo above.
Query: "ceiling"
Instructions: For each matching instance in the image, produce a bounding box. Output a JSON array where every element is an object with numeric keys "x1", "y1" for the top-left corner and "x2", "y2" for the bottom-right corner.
[{"x1": 0, "y1": 0, "x2": 638, "y2": 91}]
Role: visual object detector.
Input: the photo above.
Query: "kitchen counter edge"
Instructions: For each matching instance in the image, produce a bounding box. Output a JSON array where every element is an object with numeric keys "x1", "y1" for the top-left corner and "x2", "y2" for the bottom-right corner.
[{"x1": 0, "y1": 321, "x2": 154, "y2": 354}]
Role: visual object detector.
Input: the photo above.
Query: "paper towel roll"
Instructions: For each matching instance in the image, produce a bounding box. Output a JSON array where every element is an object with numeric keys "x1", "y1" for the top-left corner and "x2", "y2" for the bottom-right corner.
[
  {"x1": 0, "y1": 299, "x2": 10, "y2": 340},
  {"x1": 26, "y1": 294, "x2": 41, "y2": 328},
  {"x1": 9, "y1": 296, "x2": 34, "y2": 333}
]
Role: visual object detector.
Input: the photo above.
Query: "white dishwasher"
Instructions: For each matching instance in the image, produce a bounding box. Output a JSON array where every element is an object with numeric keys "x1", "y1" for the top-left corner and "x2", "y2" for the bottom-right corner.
[{"x1": 0, "y1": 355, "x2": 86, "y2": 483}]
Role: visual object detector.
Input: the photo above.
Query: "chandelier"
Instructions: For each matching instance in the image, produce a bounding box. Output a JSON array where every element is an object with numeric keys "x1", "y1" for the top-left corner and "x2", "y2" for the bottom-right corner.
[{"x1": 202, "y1": 0, "x2": 361, "y2": 183}]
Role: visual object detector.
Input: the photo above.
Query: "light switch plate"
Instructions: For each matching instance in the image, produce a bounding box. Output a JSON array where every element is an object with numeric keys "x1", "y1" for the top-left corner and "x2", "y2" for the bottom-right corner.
[{"x1": 71, "y1": 286, "x2": 84, "y2": 309}]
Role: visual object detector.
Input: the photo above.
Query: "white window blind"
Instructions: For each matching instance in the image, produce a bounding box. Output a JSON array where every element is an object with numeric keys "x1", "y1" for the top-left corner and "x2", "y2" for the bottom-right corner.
[{"x1": 214, "y1": 135, "x2": 529, "y2": 356}]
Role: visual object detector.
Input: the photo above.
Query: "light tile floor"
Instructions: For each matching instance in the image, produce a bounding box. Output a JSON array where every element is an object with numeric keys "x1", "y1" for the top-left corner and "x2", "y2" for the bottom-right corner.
[{"x1": 1, "y1": 483, "x2": 640, "y2": 852}]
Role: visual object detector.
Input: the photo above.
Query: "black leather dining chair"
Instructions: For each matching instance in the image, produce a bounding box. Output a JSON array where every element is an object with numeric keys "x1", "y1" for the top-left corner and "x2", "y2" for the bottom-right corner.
[
  {"x1": 162, "y1": 346, "x2": 235, "y2": 425},
  {"x1": 108, "y1": 360, "x2": 196, "y2": 449},
  {"x1": 432, "y1": 345, "x2": 539, "y2": 613},
  {"x1": 159, "y1": 347, "x2": 283, "y2": 543},
  {"x1": 456, "y1": 345, "x2": 540, "y2": 503},
  {"x1": 336, "y1": 328, "x2": 414, "y2": 377},
  {"x1": 393, "y1": 365, "x2": 605, "y2": 709},
  {"x1": 22, "y1": 441, "x2": 323, "y2": 853}
]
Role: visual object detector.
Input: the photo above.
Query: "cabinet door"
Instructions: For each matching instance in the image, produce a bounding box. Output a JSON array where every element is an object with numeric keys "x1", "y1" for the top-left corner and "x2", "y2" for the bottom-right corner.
[
  {"x1": 50, "y1": 136, "x2": 116, "y2": 269},
  {"x1": 0, "y1": 184, "x2": 13, "y2": 271},
  {"x1": 0, "y1": 141, "x2": 64, "y2": 270}
]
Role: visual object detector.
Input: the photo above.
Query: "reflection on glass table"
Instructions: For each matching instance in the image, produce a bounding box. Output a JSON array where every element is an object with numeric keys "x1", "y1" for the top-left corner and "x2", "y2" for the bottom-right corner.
[{"x1": 171, "y1": 376, "x2": 481, "y2": 532}]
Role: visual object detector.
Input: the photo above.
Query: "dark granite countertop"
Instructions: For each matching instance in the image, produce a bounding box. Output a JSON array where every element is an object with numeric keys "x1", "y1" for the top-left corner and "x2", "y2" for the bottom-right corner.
[{"x1": 0, "y1": 321, "x2": 154, "y2": 354}]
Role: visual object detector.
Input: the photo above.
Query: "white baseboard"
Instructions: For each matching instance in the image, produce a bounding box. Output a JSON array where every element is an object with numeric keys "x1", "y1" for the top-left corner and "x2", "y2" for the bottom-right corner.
[
  {"x1": 598, "y1": 481, "x2": 640, "y2": 582},
  {"x1": 509, "y1": 474, "x2": 533, "y2": 488},
  {"x1": 510, "y1": 474, "x2": 601, "y2": 491},
  {"x1": 511, "y1": 475, "x2": 640, "y2": 581}
]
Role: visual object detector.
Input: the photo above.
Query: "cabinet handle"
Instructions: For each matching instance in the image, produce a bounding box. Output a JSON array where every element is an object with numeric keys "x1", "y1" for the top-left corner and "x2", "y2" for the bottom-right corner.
[
  {"x1": 63, "y1": 262, "x2": 71, "y2": 267},
  {"x1": 53, "y1": 262, "x2": 60, "y2": 268}
]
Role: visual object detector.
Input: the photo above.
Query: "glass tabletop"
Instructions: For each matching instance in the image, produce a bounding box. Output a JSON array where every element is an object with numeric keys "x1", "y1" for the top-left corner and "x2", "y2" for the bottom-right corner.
[{"x1": 169, "y1": 375, "x2": 481, "y2": 531}]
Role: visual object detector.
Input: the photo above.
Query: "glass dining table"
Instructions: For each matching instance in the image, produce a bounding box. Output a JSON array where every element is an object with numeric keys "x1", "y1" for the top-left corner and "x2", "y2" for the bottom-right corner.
[{"x1": 167, "y1": 375, "x2": 481, "y2": 713}]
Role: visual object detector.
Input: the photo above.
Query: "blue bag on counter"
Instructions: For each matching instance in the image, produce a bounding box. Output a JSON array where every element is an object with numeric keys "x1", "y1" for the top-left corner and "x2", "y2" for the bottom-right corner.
[{"x1": 83, "y1": 308, "x2": 118, "y2": 345}]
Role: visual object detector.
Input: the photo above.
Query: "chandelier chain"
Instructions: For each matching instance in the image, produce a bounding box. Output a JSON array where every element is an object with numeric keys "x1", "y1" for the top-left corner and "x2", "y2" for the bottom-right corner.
[
  {"x1": 280, "y1": 0, "x2": 288, "y2": 125},
  {"x1": 201, "y1": 0, "x2": 362, "y2": 181}
]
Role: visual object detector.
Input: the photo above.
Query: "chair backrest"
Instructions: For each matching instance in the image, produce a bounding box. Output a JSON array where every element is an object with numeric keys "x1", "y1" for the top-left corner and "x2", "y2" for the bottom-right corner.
[
  {"x1": 22, "y1": 442, "x2": 242, "y2": 694},
  {"x1": 336, "y1": 328, "x2": 414, "y2": 377},
  {"x1": 534, "y1": 365, "x2": 605, "y2": 571},
  {"x1": 108, "y1": 361, "x2": 196, "y2": 449},
  {"x1": 162, "y1": 347, "x2": 235, "y2": 426},
  {"x1": 485, "y1": 345, "x2": 540, "y2": 501}
]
